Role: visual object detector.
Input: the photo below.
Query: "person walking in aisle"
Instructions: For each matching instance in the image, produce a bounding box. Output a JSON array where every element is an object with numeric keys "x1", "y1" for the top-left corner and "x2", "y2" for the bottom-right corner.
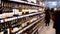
[
  {"x1": 45, "y1": 7, "x2": 50, "y2": 26},
  {"x1": 50, "y1": 8, "x2": 55, "y2": 20},
  {"x1": 53, "y1": 9, "x2": 60, "y2": 34}
]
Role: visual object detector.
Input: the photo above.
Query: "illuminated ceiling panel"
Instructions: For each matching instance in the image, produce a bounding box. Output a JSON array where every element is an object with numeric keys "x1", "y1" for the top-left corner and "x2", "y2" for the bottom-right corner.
[
  {"x1": 44, "y1": 0, "x2": 60, "y2": 1},
  {"x1": 44, "y1": 1, "x2": 58, "y2": 8}
]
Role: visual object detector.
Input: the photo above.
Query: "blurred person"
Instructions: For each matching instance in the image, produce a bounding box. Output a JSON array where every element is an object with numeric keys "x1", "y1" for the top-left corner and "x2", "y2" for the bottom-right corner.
[
  {"x1": 50, "y1": 8, "x2": 54, "y2": 13},
  {"x1": 53, "y1": 9, "x2": 60, "y2": 34},
  {"x1": 50, "y1": 8, "x2": 54, "y2": 20},
  {"x1": 45, "y1": 7, "x2": 50, "y2": 26}
]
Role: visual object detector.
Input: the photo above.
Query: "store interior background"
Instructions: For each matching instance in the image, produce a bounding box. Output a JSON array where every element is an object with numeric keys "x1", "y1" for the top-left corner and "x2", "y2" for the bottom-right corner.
[
  {"x1": 1, "y1": 0, "x2": 60, "y2": 34},
  {"x1": 44, "y1": 0, "x2": 60, "y2": 8}
]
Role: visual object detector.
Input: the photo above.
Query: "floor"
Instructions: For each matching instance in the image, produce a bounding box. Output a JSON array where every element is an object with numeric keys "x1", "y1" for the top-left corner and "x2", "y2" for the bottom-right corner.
[{"x1": 39, "y1": 20, "x2": 55, "y2": 34}]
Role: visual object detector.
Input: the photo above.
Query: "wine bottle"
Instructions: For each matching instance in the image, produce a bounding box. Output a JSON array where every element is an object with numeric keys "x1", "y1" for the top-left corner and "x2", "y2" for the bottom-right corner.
[
  {"x1": 22, "y1": 17, "x2": 26, "y2": 28},
  {"x1": 10, "y1": 19, "x2": 19, "y2": 33},
  {"x1": 0, "y1": 23, "x2": 4, "y2": 32},
  {"x1": 12, "y1": 3, "x2": 19, "y2": 16},
  {"x1": 17, "y1": 18, "x2": 22, "y2": 30}
]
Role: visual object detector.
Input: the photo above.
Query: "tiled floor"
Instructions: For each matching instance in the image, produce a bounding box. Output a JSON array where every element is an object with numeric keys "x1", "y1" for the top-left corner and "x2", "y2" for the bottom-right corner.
[{"x1": 39, "y1": 20, "x2": 55, "y2": 34}]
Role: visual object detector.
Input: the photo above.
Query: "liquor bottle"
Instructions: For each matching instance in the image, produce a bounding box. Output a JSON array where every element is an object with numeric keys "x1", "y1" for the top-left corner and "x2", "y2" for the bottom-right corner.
[
  {"x1": 29, "y1": 15, "x2": 38, "y2": 24},
  {"x1": 22, "y1": 5, "x2": 26, "y2": 15},
  {"x1": 4, "y1": 21, "x2": 11, "y2": 34},
  {"x1": 0, "y1": 29, "x2": 10, "y2": 34},
  {"x1": 0, "y1": 22, "x2": 9, "y2": 34},
  {"x1": 10, "y1": 19, "x2": 19, "y2": 33},
  {"x1": 2, "y1": 2, "x2": 13, "y2": 18},
  {"x1": 24, "y1": 5, "x2": 29, "y2": 14},
  {"x1": 17, "y1": 18, "x2": 22, "y2": 30},
  {"x1": 13, "y1": 8, "x2": 19, "y2": 16},
  {"x1": 12, "y1": 3, "x2": 19, "y2": 16},
  {"x1": 28, "y1": 28, "x2": 33, "y2": 34},
  {"x1": 26, "y1": 17, "x2": 30, "y2": 26},
  {"x1": 9, "y1": 19, "x2": 15, "y2": 33},
  {"x1": 3, "y1": 28, "x2": 10, "y2": 34},
  {"x1": 29, "y1": 17, "x2": 38, "y2": 34},
  {"x1": 7, "y1": 28, "x2": 10, "y2": 34},
  {"x1": 21, "y1": 17, "x2": 28, "y2": 28},
  {"x1": 0, "y1": 23, "x2": 4, "y2": 32},
  {"x1": 29, "y1": 16, "x2": 33, "y2": 24},
  {"x1": 19, "y1": 4, "x2": 22, "y2": 12},
  {"x1": 21, "y1": 17, "x2": 26, "y2": 28},
  {"x1": 18, "y1": 4, "x2": 22, "y2": 15}
]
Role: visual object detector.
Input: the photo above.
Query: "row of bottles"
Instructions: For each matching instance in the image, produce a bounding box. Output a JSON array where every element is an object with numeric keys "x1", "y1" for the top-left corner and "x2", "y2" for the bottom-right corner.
[
  {"x1": 20, "y1": 17, "x2": 41, "y2": 34},
  {"x1": 0, "y1": 0, "x2": 45, "y2": 34},
  {"x1": 0, "y1": 14, "x2": 41, "y2": 34},
  {"x1": 0, "y1": 1, "x2": 42, "y2": 19},
  {"x1": 0, "y1": 12, "x2": 44, "y2": 34}
]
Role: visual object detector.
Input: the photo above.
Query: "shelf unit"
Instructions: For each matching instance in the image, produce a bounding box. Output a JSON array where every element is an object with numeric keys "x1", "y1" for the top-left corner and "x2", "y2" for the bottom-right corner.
[
  {"x1": 0, "y1": 0, "x2": 45, "y2": 34},
  {"x1": 15, "y1": 17, "x2": 44, "y2": 34},
  {"x1": 2, "y1": 0, "x2": 44, "y2": 7},
  {"x1": 0, "y1": 12, "x2": 44, "y2": 23}
]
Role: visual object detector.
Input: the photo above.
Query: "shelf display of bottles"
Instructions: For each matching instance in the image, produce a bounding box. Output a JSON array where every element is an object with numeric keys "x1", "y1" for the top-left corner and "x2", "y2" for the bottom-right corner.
[
  {"x1": 20, "y1": 17, "x2": 42, "y2": 34},
  {"x1": 1, "y1": 1, "x2": 13, "y2": 18},
  {"x1": 9, "y1": 0, "x2": 40, "y2": 6},
  {"x1": 2, "y1": 1, "x2": 12, "y2": 13},
  {"x1": 1, "y1": 0, "x2": 44, "y2": 18},
  {"x1": 0, "y1": 17, "x2": 45, "y2": 34},
  {"x1": 0, "y1": 0, "x2": 45, "y2": 34},
  {"x1": 29, "y1": 14, "x2": 40, "y2": 24},
  {"x1": 11, "y1": 14, "x2": 41, "y2": 33},
  {"x1": 0, "y1": 21, "x2": 10, "y2": 34}
]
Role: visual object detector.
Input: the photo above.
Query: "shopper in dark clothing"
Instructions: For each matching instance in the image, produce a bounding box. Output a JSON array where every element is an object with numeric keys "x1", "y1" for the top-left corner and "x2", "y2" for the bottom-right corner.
[
  {"x1": 45, "y1": 8, "x2": 50, "y2": 26},
  {"x1": 53, "y1": 10, "x2": 60, "y2": 34},
  {"x1": 50, "y1": 8, "x2": 54, "y2": 21},
  {"x1": 50, "y1": 8, "x2": 54, "y2": 13}
]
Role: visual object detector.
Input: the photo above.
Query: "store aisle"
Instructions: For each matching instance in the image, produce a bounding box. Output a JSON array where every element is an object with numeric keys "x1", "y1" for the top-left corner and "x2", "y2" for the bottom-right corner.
[{"x1": 39, "y1": 20, "x2": 55, "y2": 34}]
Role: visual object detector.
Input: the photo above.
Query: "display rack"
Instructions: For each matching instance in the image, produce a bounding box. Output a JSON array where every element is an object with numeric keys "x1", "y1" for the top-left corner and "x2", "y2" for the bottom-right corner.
[
  {"x1": 15, "y1": 17, "x2": 44, "y2": 34},
  {"x1": 0, "y1": 12, "x2": 44, "y2": 23},
  {"x1": 2, "y1": 0, "x2": 44, "y2": 7},
  {"x1": 0, "y1": 0, "x2": 45, "y2": 34}
]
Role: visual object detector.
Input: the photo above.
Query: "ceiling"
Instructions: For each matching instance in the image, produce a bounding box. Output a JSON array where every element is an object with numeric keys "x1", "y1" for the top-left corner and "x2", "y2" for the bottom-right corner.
[
  {"x1": 44, "y1": 1, "x2": 60, "y2": 8},
  {"x1": 43, "y1": 0, "x2": 60, "y2": 1}
]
